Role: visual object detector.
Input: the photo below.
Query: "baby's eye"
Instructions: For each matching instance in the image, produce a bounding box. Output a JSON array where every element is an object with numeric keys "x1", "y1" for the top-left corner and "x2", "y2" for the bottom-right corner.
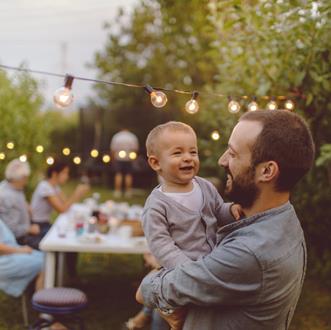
[
  {"x1": 173, "y1": 151, "x2": 181, "y2": 155},
  {"x1": 190, "y1": 151, "x2": 198, "y2": 155}
]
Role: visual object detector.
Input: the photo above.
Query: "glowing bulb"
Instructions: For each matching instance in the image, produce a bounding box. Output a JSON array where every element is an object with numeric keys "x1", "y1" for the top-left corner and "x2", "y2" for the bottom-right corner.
[
  {"x1": 6, "y1": 142, "x2": 14, "y2": 149},
  {"x1": 36, "y1": 145, "x2": 44, "y2": 153},
  {"x1": 185, "y1": 91, "x2": 199, "y2": 114},
  {"x1": 145, "y1": 85, "x2": 167, "y2": 108},
  {"x1": 19, "y1": 155, "x2": 27, "y2": 162},
  {"x1": 62, "y1": 147, "x2": 71, "y2": 156},
  {"x1": 228, "y1": 100, "x2": 240, "y2": 113},
  {"x1": 73, "y1": 156, "x2": 81, "y2": 165},
  {"x1": 46, "y1": 157, "x2": 54, "y2": 165},
  {"x1": 248, "y1": 101, "x2": 258, "y2": 112},
  {"x1": 53, "y1": 75, "x2": 74, "y2": 108},
  {"x1": 150, "y1": 91, "x2": 167, "y2": 108},
  {"x1": 53, "y1": 87, "x2": 74, "y2": 108},
  {"x1": 211, "y1": 130, "x2": 220, "y2": 141},
  {"x1": 90, "y1": 149, "x2": 99, "y2": 158},
  {"x1": 118, "y1": 150, "x2": 127, "y2": 159},
  {"x1": 266, "y1": 100, "x2": 278, "y2": 111},
  {"x1": 129, "y1": 152, "x2": 137, "y2": 160},
  {"x1": 0, "y1": 153, "x2": 5, "y2": 160},
  {"x1": 284, "y1": 99, "x2": 295, "y2": 111},
  {"x1": 102, "y1": 155, "x2": 111, "y2": 163}
]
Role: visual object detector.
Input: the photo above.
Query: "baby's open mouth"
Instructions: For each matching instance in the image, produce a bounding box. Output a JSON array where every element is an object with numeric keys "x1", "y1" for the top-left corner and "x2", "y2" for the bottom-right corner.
[{"x1": 180, "y1": 166, "x2": 194, "y2": 171}]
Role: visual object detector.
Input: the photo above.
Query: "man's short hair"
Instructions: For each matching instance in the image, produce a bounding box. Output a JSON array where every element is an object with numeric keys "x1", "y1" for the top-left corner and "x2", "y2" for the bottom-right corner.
[
  {"x1": 240, "y1": 110, "x2": 315, "y2": 191},
  {"x1": 146, "y1": 121, "x2": 196, "y2": 156},
  {"x1": 5, "y1": 159, "x2": 30, "y2": 181}
]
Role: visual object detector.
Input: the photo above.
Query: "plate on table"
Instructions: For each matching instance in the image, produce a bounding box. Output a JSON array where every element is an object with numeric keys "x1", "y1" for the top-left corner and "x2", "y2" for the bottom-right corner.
[{"x1": 77, "y1": 233, "x2": 104, "y2": 244}]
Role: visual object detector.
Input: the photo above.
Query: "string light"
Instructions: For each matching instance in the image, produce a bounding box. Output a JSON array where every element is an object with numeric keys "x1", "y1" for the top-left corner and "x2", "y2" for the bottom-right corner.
[
  {"x1": 211, "y1": 130, "x2": 220, "y2": 141},
  {"x1": 118, "y1": 150, "x2": 127, "y2": 159},
  {"x1": 6, "y1": 142, "x2": 14, "y2": 150},
  {"x1": 266, "y1": 98, "x2": 278, "y2": 111},
  {"x1": 62, "y1": 147, "x2": 71, "y2": 156},
  {"x1": 73, "y1": 156, "x2": 81, "y2": 165},
  {"x1": 36, "y1": 145, "x2": 44, "y2": 153},
  {"x1": 102, "y1": 155, "x2": 111, "y2": 163},
  {"x1": 0, "y1": 64, "x2": 300, "y2": 114},
  {"x1": 144, "y1": 85, "x2": 167, "y2": 108},
  {"x1": 284, "y1": 99, "x2": 295, "y2": 111},
  {"x1": 19, "y1": 154, "x2": 27, "y2": 162},
  {"x1": 0, "y1": 153, "x2": 5, "y2": 160},
  {"x1": 228, "y1": 97, "x2": 241, "y2": 113},
  {"x1": 46, "y1": 157, "x2": 54, "y2": 165},
  {"x1": 129, "y1": 152, "x2": 137, "y2": 160},
  {"x1": 185, "y1": 91, "x2": 199, "y2": 114},
  {"x1": 53, "y1": 75, "x2": 74, "y2": 108},
  {"x1": 247, "y1": 98, "x2": 258, "y2": 112},
  {"x1": 90, "y1": 149, "x2": 99, "y2": 158}
]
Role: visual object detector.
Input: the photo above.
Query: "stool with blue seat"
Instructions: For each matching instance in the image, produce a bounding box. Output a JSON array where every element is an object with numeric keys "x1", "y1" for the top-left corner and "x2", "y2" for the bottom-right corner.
[{"x1": 30, "y1": 287, "x2": 88, "y2": 330}]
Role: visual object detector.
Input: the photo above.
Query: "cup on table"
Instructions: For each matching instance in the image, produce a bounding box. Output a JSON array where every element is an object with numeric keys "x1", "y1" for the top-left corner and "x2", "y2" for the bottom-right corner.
[
  {"x1": 117, "y1": 225, "x2": 132, "y2": 239},
  {"x1": 56, "y1": 222, "x2": 67, "y2": 238}
]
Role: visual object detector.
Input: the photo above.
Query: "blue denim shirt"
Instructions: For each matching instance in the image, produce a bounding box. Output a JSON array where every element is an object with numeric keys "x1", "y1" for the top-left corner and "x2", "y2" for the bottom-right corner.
[{"x1": 141, "y1": 202, "x2": 306, "y2": 330}]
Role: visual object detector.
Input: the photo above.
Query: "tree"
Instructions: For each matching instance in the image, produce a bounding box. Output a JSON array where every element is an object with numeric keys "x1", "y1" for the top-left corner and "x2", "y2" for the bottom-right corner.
[{"x1": 0, "y1": 70, "x2": 49, "y2": 190}]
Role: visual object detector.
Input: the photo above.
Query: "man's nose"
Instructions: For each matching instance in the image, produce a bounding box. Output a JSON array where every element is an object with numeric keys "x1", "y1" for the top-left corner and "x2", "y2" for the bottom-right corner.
[{"x1": 218, "y1": 151, "x2": 228, "y2": 167}]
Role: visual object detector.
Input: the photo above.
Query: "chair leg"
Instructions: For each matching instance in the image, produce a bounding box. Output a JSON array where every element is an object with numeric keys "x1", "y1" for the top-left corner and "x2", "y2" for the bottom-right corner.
[{"x1": 21, "y1": 292, "x2": 29, "y2": 327}]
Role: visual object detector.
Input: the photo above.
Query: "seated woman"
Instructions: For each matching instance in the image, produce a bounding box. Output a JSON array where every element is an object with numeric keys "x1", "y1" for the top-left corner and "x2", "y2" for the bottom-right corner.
[
  {"x1": 31, "y1": 159, "x2": 90, "y2": 227},
  {"x1": 31, "y1": 159, "x2": 90, "y2": 279},
  {"x1": 0, "y1": 219, "x2": 44, "y2": 297},
  {"x1": 0, "y1": 159, "x2": 43, "y2": 250}
]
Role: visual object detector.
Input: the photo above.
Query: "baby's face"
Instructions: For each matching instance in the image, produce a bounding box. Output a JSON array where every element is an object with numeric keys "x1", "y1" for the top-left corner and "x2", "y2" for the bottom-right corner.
[{"x1": 156, "y1": 129, "x2": 199, "y2": 186}]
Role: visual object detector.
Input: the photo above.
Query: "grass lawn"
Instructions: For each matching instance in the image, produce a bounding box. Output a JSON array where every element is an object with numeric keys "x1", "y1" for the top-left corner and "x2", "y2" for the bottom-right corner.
[{"x1": 0, "y1": 183, "x2": 330, "y2": 329}]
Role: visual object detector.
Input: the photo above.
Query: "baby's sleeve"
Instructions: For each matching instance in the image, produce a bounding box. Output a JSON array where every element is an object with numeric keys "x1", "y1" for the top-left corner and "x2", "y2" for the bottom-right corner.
[{"x1": 142, "y1": 206, "x2": 191, "y2": 269}]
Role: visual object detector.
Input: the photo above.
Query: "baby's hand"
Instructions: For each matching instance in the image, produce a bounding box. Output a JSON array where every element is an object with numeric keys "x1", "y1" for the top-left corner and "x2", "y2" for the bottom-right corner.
[
  {"x1": 230, "y1": 204, "x2": 243, "y2": 221},
  {"x1": 158, "y1": 307, "x2": 187, "y2": 330}
]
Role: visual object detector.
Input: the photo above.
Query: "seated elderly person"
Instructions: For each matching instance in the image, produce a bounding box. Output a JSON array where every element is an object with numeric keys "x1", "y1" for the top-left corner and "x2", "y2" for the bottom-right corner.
[
  {"x1": 0, "y1": 219, "x2": 44, "y2": 297},
  {"x1": 0, "y1": 159, "x2": 44, "y2": 250}
]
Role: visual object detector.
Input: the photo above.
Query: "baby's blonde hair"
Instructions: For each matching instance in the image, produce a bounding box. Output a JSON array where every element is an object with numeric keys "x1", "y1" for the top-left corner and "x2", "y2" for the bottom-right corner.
[{"x1": 146, "y1": 121, "x2": 196, "y2": 156}]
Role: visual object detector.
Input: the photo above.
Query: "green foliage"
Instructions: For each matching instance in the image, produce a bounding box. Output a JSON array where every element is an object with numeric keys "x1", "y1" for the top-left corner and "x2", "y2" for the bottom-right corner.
[
  {"x1": 92, "y1": 0, "x2": 331, "y2": 284},
  {"x1": 0, "y1": 70, "x2": 49, "y2": 188}
]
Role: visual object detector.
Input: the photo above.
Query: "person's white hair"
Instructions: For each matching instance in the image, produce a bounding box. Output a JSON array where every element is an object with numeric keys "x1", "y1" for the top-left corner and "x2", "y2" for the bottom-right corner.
[{"x1": 5, "y1": 159, "x2": 31, "y2": 181}]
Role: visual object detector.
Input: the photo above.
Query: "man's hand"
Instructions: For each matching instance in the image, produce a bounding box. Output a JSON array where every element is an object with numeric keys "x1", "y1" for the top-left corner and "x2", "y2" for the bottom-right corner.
[
  {"x1": 29, "y1": 223, "x2": 40, "y2": 235},
  {"x1": 143, "y1": 252, "x2": 160, "y2": 269},
  {"x1": 158, "y1": 308, "x2": 187, "y2": 330},
  {"x1": 230, "y1": 203, "x2": 243, "y2": 220}
]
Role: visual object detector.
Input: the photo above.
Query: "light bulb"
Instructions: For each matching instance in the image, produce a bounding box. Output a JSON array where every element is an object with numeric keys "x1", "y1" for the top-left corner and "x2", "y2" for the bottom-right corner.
[
  {"x1": 73, "y1": 156, "x2": 81, "y2": 165},
  {"x1": 228, "y1": 100, "x2": 240, "y2": 113},
  {"x1": 62, "y1": 147, "x2": 71, "y2": 156},
  {"x1": 36, "y1": 145, "x2": 44, "y2": 153},
  {"x1": 284, "y1": 99, "x2": 294, "y2": 111},
  {"x1": 150, "y1": 91, "x2": 167, "y2": 108},
  {"x1": 185, "y1": 91, "x2": 199, "y2": 114},
  {"x1": 0, "y1": 153, "x2": 5, "y2": 160},
  {"x1": 53, "y1": 87, "x2": 74, "y2": 108},
  {"x1": 145, "y1": 85, "x2": 167, "y2": 108},
  {"x1": 102, "y1": 155, "x2": 111, "y2": 163},
  {"x1": 90, "y1": 149, "x2": 99, "y2": 158},
  {"x1": 266, "y1": 100, "x2": 278, "y2": 111},
  {"x1": 6, "y1": 142, "x2": 14, "y2": 149},
  {"x1": 248, "y1": 101, "x2": 258, "y2": 112},
  {"x1": 46, "y1": 157, "x2": 54, "y2": 165},
  {"x1": 19, "y1": 155, "x2": 27, "y2": 162},
  {"x1": 118, "y1": 150, "x2": 127, "y2": 159},
  {"x1": 211, "y1": 130, "x2": 220, "y2": 141},
  {"x1": 129, "y1": 152, "x2": 137, "y2": 160},
  {"x1": 53, "y1": 75, "x2": 74, "y2": 108}
]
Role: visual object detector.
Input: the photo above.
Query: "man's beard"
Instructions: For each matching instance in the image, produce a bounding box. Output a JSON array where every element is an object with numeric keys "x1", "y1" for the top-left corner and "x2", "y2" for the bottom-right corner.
[{"x1": 224, "y1": 166, "x2": 260, "y2": 209}]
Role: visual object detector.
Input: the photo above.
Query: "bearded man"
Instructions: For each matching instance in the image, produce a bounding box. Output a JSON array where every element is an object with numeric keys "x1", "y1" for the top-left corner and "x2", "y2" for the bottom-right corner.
[{"x1": 136, "y1": 110, "x2": 315, "y2": 330}]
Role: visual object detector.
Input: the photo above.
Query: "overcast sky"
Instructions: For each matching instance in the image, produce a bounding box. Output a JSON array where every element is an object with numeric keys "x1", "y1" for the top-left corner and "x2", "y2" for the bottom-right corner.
[{"x1": 0, "y1": 0, "x2": 138, "y2": 109}]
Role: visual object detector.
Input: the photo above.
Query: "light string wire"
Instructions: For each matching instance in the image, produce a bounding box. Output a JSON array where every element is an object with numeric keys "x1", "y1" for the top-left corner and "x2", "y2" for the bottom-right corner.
[{"x1": 0, "y1": 63, "x2": 297, "y2": 100}]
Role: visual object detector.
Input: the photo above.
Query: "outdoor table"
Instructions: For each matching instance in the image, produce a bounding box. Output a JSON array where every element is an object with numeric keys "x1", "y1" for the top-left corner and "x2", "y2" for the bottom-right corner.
[{"x1": 39, "y1": 205, "x2": 149, "y2": 288}]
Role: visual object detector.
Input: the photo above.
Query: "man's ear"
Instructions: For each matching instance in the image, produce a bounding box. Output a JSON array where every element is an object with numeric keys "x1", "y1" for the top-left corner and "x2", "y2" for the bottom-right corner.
[
  {"x1": 257, "y1": 161, "x2": 279, "y2": 183},
  {"x1": 148, "y1": 155, "x2": 161, "y2": 172}
]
